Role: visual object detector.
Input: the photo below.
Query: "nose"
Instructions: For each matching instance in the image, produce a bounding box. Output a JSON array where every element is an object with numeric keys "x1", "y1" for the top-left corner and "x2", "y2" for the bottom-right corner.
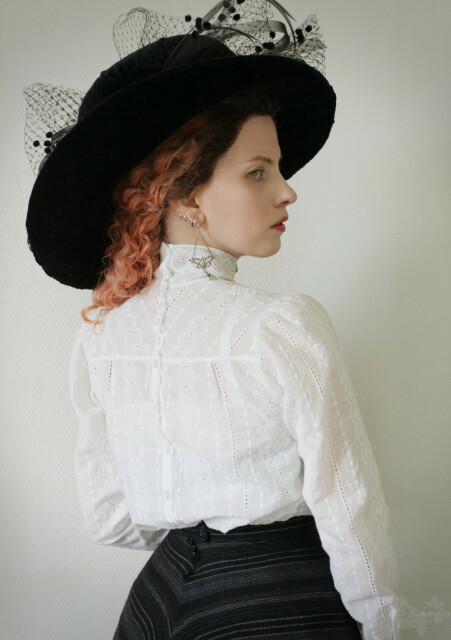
[
  {"x1": 279, "y1": 173, "x2": 297, "y2": 206},
  {"x1": 287, "y1": 182, "x2": 297, "y2": 205}
]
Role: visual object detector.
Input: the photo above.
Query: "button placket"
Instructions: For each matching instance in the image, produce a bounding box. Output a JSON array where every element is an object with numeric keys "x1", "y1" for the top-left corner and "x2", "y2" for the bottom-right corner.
[
  {"x1": 151, "y1": 260, "x2": 172, "y2": 517},
  {"x1": 162, "y1": 439, "x2": 174, "y2": 520}
]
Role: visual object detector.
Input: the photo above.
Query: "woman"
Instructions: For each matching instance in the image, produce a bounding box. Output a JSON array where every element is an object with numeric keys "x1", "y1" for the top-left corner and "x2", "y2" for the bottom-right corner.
[{"x1": 24, "y1": 3, "x2": 410, "y2": 639}]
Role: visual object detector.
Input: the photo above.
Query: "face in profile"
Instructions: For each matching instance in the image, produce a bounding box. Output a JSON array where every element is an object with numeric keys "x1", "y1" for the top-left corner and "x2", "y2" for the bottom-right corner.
[{"x1": 182, "y1": 115, "x2": 298, "y2": 259}]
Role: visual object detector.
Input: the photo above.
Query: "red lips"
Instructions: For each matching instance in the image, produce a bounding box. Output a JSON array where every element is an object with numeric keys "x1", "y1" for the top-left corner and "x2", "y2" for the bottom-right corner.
[{"x1": 272, "y1": 215, "x2": 288, "y2": 227}]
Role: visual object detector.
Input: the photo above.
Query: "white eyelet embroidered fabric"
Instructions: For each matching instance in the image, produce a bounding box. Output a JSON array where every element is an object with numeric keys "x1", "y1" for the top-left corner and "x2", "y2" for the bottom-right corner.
[
  {"x1": 166, "y1": 242, "x2": 238, "y2": 281},
  {"x1": 69, "y1": 242, "x2": 409, "y2": 639}
]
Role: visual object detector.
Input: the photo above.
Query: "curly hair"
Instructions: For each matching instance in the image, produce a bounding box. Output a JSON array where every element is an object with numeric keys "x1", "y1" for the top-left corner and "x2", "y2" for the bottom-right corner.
[{"x1": 81, "y1": 89, "x2": 282, "y2": 332}]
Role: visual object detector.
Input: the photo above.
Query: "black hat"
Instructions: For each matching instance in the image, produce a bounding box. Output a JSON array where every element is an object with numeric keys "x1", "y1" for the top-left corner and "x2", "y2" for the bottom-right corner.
[{"x1": 23, "y1": 2, "x2": 336, "y2": 290}]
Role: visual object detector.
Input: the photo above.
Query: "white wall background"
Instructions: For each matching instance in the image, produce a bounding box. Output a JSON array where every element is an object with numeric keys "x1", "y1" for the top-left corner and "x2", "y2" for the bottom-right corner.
[{"x1": 1, "y1": 0, "x2": 450, "y2": 638}]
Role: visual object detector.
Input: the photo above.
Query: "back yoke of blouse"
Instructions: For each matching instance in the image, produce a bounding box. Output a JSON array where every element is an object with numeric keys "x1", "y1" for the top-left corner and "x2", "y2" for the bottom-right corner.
[{"x1": 69, "y1": 240, "x2": 409, "y2": 639}]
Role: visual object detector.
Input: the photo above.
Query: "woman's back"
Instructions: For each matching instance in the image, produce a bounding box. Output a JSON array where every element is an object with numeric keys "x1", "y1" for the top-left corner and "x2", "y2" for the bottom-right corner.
[{"x1": 72, "y1": 241, "x2": 309, "y2": 534}]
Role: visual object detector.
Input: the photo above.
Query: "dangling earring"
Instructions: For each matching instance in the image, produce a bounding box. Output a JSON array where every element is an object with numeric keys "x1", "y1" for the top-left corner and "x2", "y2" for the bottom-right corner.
[{"x1": 177, "y1": 210, "x2": 218, "y2": 280}]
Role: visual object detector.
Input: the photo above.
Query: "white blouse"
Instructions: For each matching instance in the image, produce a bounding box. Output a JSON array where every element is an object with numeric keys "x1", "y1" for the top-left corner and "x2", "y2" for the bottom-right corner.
[{"x1": 69, "y1": 240, "x2": 410, "y2": 639}]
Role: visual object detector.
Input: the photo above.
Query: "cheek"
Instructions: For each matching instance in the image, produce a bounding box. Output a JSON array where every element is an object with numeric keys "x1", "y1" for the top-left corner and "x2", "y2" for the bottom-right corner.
[
  {"x1": 202, "y1": 176, "x2": 264, "y2": 225},
  {"x1": 209, "y1": 179, "x2": 252, "y2": 211}
]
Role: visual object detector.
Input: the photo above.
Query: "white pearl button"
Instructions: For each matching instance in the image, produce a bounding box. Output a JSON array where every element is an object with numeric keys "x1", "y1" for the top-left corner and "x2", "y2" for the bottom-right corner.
[{"x1": 165, "y1": 490, "x2": 171, "y2": 500}]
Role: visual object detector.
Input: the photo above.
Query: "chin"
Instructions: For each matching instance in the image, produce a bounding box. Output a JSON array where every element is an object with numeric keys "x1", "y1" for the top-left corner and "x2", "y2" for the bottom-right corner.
[{"x1": 253, "y1": 240, "x2": 282, "y2": 259}]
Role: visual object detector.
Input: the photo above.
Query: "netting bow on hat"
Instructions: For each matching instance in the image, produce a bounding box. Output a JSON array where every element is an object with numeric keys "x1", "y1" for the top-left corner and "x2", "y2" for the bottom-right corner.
[{"x1": 23, "y1": 0, "x2": 327, "y2": 176}]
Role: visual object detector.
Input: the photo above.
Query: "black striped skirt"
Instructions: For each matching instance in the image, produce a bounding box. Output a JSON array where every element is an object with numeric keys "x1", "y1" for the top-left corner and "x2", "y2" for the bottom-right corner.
[{"x1": 113, "y1": 514, "x2": 362, "y2": 639}]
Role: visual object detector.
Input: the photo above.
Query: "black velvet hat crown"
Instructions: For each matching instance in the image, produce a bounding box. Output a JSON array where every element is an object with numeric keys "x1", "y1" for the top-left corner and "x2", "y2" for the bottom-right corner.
[{"x1": 24, "y1": 1, "x2": 336, "y2": 290}]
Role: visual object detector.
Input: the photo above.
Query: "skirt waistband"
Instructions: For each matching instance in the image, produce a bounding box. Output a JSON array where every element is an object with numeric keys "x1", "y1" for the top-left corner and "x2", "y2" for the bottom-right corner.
[{"x1": 171, "y1": 514, "x2": 316, "y2": 545}]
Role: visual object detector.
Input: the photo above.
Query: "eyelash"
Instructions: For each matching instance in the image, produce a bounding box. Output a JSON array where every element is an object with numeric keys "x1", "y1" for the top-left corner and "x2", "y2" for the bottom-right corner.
[
  {"x1": 248, "y1": 169, "x2": 264, "y2": 179},
  {"x1": 248, "y1": 165, "x2": 282, "y2": 180}
]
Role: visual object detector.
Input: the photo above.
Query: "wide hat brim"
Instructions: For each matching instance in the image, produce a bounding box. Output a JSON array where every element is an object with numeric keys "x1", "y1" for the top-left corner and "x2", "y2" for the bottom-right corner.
[{"x1": 26, "y1": 52, "x2": 336, "y2": 290}]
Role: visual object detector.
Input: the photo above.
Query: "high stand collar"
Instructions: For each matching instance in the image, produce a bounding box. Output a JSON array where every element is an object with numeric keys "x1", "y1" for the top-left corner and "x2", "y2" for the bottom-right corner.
[{"x1": 159, "y1": 241, "x2": 239, "y2": 283}]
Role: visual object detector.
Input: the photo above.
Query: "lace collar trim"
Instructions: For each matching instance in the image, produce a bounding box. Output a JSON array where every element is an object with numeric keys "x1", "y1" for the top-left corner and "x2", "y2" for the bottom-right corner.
[{"x1": 159, "y1": 241, "x2": 238, "y2": 281}]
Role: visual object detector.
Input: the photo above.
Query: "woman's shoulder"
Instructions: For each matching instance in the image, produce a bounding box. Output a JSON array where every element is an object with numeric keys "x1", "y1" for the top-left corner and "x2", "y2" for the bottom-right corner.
[
  {"x1": 70, "y1": 307, "x2": 112, "y2": 359},
  {"x1": 254, "y1": 290, "x2": 339, "y2": 356},
  {"x1": 235, "y1": 281, "x2": 326, "y2": 314},
  {"x1": 263, "y1": 290, "x2": 331, "y2": 325}
]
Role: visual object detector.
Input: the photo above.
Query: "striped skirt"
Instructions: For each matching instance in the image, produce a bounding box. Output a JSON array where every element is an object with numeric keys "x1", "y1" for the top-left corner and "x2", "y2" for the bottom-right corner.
[{"x1": 113, "y1": 514, "x2": 362, "y2": 639}]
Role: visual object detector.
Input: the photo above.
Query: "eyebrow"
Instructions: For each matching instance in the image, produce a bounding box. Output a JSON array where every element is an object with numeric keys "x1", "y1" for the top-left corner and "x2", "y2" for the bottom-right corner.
[{"x1": 244, "y1": 153, "x2": 283, "y2": 165}]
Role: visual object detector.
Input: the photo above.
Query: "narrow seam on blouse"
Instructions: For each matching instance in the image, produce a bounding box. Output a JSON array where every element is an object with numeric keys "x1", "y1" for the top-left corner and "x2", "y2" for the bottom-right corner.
[
  {"x1": 269, "y1": 312, "x2": 326, "y2": 404},
  {"x1": 211, "y1": 360, "x2": 242, "y2": 481}
]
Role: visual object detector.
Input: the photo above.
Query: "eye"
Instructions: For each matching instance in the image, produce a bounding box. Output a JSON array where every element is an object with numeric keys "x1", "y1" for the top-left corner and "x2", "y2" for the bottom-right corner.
[
  {"x1": 248, "y1": 168, "x2": 264, "y2": 179},
  {"x1": 248, "y1": 164, "x2": 283, "y2": 180}
]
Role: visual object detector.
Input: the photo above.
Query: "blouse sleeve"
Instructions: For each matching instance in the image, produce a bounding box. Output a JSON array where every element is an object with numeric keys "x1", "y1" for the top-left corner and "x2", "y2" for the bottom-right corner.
[
  {"x1": 261, "y1": 293, "x2": 411, "y2": 640},
  {"x1": 68, "y1": 322, "x2": 169, "y2": 551}
]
